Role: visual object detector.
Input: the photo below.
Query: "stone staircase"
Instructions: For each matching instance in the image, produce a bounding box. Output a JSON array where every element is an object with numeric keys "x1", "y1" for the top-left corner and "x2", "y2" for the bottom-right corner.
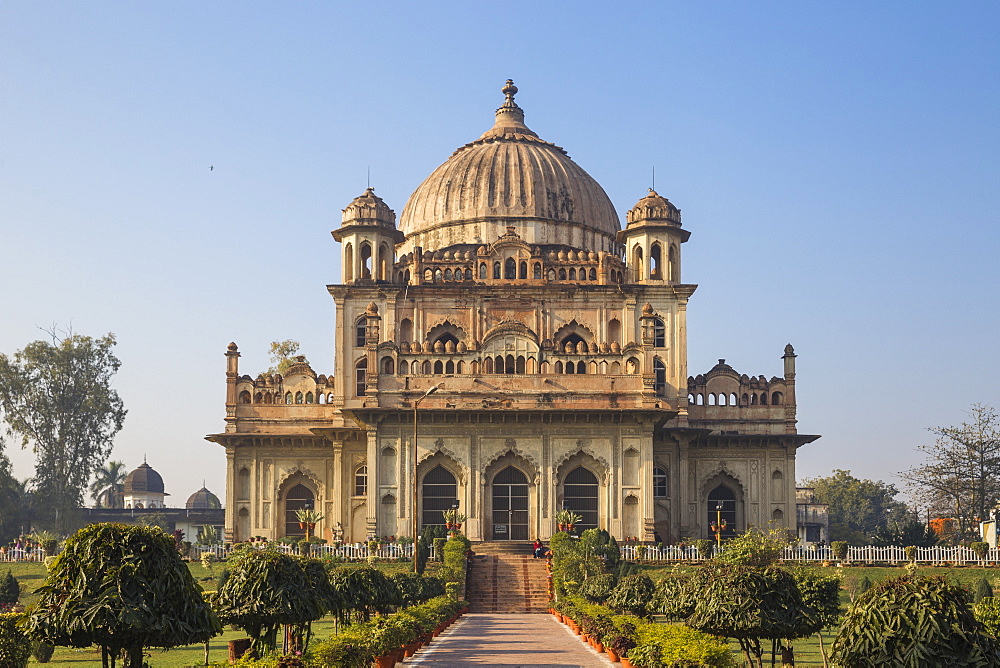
[{"x1": 467, "y1": 542, "x2": 550, "y2": 613}]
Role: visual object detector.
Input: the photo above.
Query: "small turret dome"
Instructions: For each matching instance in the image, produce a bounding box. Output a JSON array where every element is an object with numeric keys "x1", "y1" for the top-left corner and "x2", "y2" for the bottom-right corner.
[
  {"x1": 186, "y1": 487, "x2": 222, "y2": 510},
  {"x1": 341, "y1": 187, "x2": 396, "y2": 228},
  {"x1": 124, "y1": 462, "x2": 164, "y2": 494},
  {"x1": 626, "y1": 189, "x2": 681, "y2": 226}
]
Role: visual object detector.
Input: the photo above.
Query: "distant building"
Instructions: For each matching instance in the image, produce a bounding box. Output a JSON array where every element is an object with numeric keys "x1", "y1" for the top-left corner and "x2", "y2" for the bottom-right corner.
[
  {"x1": 208, "y1": 81, "x2": 821, "y2": 545},
  {"x1": 83, "y1": 462, "x2": 224, "y2": 543},
  {"x1": 795, "y1": 487, "x2": 829, "y2": 544}
]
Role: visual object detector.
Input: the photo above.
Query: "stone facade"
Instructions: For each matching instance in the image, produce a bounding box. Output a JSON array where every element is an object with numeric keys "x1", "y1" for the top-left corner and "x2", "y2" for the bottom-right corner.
[{"x1": 207, "y1": 81, "x2": 819, "y2": 544}]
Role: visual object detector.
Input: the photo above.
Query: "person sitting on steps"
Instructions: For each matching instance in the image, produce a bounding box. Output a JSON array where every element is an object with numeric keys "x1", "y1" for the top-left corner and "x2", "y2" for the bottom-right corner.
[{"x1": 532, "y1": 539, "x2": 544, "y2": 558}]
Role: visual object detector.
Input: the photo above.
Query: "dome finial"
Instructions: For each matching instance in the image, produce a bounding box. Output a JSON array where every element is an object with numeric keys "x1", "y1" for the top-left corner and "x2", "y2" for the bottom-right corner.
[{"x1": 502, "y1": 79, "x2": 518, "y2": 102}]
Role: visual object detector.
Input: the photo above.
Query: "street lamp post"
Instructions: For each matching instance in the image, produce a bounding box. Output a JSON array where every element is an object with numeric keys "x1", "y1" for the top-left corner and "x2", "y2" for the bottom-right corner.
[
  {"x1": 412, "y1": 384, "x2": 440, "y2": 573},
  {"x1": 710, "y1": 503, "x2": 727, "y2": 553}
]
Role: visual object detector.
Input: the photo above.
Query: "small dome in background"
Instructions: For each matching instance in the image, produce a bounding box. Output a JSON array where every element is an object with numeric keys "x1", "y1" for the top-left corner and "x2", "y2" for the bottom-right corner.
[
  {"x1": 124, "y1": 462, "x2": 165, "y2": 494},
  {"x1": 186, "y1": 487, "x2": 222, "y2": 510}
]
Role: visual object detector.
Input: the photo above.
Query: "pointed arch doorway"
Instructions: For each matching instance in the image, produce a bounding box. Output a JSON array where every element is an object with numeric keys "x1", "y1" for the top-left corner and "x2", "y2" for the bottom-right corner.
[{"x1": 491, "y1": 466, "x2": 529, "y2": 540}]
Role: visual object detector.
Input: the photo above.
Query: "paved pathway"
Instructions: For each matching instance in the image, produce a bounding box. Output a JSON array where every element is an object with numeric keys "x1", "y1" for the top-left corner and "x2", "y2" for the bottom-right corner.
[{"x1": 403, "y1": 613, "x2": 615, "y2": 667}]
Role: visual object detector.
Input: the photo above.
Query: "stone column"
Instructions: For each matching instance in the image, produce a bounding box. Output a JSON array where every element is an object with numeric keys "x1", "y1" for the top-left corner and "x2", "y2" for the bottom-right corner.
[{"x1": 366, "y1": 427, "x2": 379, "y2": 539}]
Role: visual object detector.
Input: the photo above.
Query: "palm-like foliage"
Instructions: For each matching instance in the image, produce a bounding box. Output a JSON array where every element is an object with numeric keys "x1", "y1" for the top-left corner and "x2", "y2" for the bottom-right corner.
[{"x1": 90, "y1": 460, "x2": 126, "y2": 508}]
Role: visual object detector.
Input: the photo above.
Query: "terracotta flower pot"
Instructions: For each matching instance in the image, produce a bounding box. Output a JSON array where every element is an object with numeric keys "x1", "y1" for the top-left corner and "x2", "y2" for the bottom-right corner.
[
  {"x1": 621, "y1": 658, "x2": 635, "y2": 668},
  {"x1": 374, "y1": 654, "x2": 395, "y2": 668},
  {"x1": 594, "y1": 641, "x2": 605, "y2": 652},
  {"x1": 404, "y1": 643, "x2": 419, "y2": 657},
  {"x1": 607, "y1": 647, "x2": 621, "y2": 662}
]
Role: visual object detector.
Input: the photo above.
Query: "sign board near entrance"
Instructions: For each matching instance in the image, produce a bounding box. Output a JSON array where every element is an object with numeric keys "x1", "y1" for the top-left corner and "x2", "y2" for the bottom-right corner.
[{"x1": 495, "y1": 525, "x2": 507, "y2": 534}]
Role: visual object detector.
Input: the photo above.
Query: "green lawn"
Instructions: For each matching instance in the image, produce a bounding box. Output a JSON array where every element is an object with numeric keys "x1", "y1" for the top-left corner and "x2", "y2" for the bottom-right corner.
[
  {"x1": 6, "y1": 560, "x2": 1000, "y2": 666},
  {"x1": 3, "y1": 559, "x2": 445, "y2": 666}
]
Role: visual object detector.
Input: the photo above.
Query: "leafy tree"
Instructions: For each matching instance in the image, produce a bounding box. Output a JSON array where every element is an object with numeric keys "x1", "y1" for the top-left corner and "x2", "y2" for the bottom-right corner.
[
  {"x1": 196, "y1": 524, "x2": 220, "y2": 545},
  {"x1": 212, "y1": 545, "x2": 333, "y2": 655},
  {"x1": 0, "y1": 454, "x2": 30, "y2": 543},
  {"x1": 715, "y1": 524, "x2": 791, "y2": 568},
  {"x1": 685, "y1": 565, "x2": 805, "y2": 668},
  {"x1": 0, "y1": 330, "x2": 126, "y2": 533},
  {"x1": 89, "y1": 460, "x2": 127, "y2": 509},
  {"x1": 265, "y1": 339, "x2": 300, "y2": 375},
  {"x1": 24, "y1": 523, "x2": 219, "y2": 668},
  {"x1": 902, "y1": 404, "x2": 1000, "y2": 540},
  {"x1": 832, "y1": 575, "x2": 1000, "y2": 667},
  {"x1": 606, "y1": 573, "x2": 655, "y2": 617},
  {"x1": 800, "y1": 469, "x2": 909, "y2": 544},
  {"x1": 329, "y1": 566, "x2": 400, "y2": 623}
]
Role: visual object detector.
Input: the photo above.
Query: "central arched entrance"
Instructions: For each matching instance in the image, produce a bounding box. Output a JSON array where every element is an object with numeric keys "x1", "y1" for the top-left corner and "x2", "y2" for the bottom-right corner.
[
  {"x1": 564, "y1": 467, "x2": 599, "y2": 532},
  {"x1": 492, "y1": 466, "x2": 529, "y2": 540},
  {"x1": 707, "y1": 484, "x2": 738, "y2": 538},
  {"x1": 284, "y1": 483, "x2": 314, "y2": 538}
]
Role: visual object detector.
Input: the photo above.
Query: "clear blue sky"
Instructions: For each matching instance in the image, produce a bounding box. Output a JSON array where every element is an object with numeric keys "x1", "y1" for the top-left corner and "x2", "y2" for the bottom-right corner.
[{"x1": 2, "y1": 2, "x2": 997, "y2": 506}]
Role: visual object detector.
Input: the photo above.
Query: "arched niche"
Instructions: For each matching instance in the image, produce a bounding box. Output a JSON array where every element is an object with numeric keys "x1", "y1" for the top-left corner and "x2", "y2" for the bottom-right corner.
[{"x1": 703, "y1": 472, "x2": 743, "y2": 539}]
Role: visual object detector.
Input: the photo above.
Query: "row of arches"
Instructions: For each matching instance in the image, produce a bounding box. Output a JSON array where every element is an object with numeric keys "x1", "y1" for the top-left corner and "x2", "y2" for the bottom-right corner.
[
  {"x1": 392, "y1": 264, "x2": 629, "y2": 286},
  {"x1": 240, "y1": 390, "x2": 335, "y2": 405},
  {"x1": 632, "y1": 242, "x2": 679, "y2": 282},
  {"x1": 689, "y1": 391, "x2": 784, "y2": 406},
  {"x1": 344, "y1": 241, "x2": 392, "y2": 283}
]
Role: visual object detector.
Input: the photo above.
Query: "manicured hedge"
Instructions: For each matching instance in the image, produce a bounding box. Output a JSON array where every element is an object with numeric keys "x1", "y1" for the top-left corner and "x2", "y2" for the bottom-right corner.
[
  {"x1": 311, "y1": 596, "x2": 466, "y2": 667},
  {"x1": 0, "y1": 612, "x2": 31, "y2": 668}
]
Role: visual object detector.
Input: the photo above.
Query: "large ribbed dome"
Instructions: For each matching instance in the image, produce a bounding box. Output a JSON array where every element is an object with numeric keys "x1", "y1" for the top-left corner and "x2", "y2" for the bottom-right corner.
[
  {"x1": 399, "y1": 81, "x2": 620, "y2": 252},
  {"x1": 124, "y1": 462, "x2": 164, "y2": 494}
]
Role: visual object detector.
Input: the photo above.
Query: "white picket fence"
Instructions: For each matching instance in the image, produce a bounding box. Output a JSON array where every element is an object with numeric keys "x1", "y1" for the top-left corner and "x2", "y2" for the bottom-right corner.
[
  {"x1": 618, "y1": 543, "x2": 1000, "y2": 565},
  {"x1": 188, "y1": 542, "x2": 420, "y2": 562},
  {"x1": 0, "y1": 548, "x2": 47, "y2": 562}
]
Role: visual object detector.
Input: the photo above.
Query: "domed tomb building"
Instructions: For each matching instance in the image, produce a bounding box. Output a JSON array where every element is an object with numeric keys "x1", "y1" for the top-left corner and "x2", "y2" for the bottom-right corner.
[{"x1": 208, "y1": 82, "x2": 819, "y2": 544}]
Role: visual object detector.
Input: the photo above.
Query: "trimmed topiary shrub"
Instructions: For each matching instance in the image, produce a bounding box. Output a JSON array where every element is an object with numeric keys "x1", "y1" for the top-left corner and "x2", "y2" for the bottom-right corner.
[
  {"x1": 970, "y1": 541, "x2": 991, "y2": 563},
  {"x1": 0, "y1": 570, "x2": 19, "y2": 609},
  {"x1": 695, "y1": 539, "x2": 714, "y2": 559},
  {"x1": 974, "y1": 576, "x2": 994, "y2": 603},
  {"x1": 0, "y1": 612, "x2": 31, "y2": 668},
  {"x1": 578, "y1": 573, "x2": 617, "y2": 603},
  {"x1": 32, "y1": 640, "x2": 54, "y2": 663},
  {"x1": 832, "y1": 575, "x2": 1000, "y2": 666},
  {"x1": 905, "y1": 545, "x2": 918, "y2": 562},
  {"x1": 606, "y1": 574, "x2": 655, "y2": 617},
  {"x1": 831, "y1": 541, "x2": 849, "y2": 560},
  {"x1": 415, "y1": 536, "x2": 429, "y2": 574}
]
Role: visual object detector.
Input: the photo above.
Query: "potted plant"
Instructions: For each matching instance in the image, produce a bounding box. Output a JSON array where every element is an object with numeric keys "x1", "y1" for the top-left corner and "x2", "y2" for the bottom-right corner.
[
  {"x1": 293, "y1": 508, "x2": 324, "y2": 540},
  {"x1": 441, "y1": 508, "x2": 467, "y2": 535},
  {"x1": 555, "y1": 509, "x2": 582, "y2": 532}
]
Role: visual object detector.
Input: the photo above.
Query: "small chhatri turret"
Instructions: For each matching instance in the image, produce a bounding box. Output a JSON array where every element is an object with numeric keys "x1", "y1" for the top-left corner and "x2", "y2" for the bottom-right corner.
[
  {"x1": 618, "y1": 188, "x2": 691, "y2": 284},
  {"x1": 332, "y1": 187, "x2": 404, "y2": 284}
]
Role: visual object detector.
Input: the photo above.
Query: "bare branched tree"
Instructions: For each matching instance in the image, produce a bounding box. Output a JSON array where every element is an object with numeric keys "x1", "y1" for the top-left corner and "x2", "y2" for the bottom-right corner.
[{"x1": 901, "y1": 404, "x2": 1000, "y2": 540}]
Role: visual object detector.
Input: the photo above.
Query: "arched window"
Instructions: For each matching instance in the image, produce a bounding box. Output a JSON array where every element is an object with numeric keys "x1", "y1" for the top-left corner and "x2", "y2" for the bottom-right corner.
[
  {"x1": 608, "y1": 319, "x2": 621, "y2": 345},
  {"x1": 668, "y1": 245, "x2": 677, "y2": 281},
  {"x1": 653, "y1": 318, "x2": 665, "y2": 347},
  {"x1": 444, "y1": 268, "x2": 452, "y2": 281},
  {"x1": 564, "y1": 467, "x2": 599, "y2": 531},
  {"x1": 533, "y1": 263, "x2": 542, "y2": 279},
  {"x1": 650, "y1": 243, "x2": 662, "y2": 279},
  {"x1": 465, "y1": 268, "x2": 473, "y2": 280},
  {"x1": 719, "y1": 393, "x2": 727, "y2": 406},
  {"x1": 356, "y1": 318, "x2": 367, "y2": 347},
  {"x1": 760, "y1": 393, "x2": 768, "y2": 405},
  {"x1": 239, "y1": 390, "x2": 251, "y2": 403},
  {"x1": 493, "y1": 262, "x2": 501, "y2": 279},
  {"x1": 589, "y1": 268, "x2": 597, "y2": 281},
  {"x1": 633, "y1": 245, "x2": 644, "y2": 281},
  {"x1": 306, "y1": 391, "x2": 314, "y2": 404},
  {"x1": 434, "y1": 268, "x2": 442, "y2": 282},
  {"x1": 547, "y1": 269, "x2": 556, "y2": 281},
  {"x1": 519, "y1": 261, "x2": 527, "y2": 279},
  {"x1": 554, "y1": 361, "x2": 563, "y2": 374},
  {"x1": 293, "y1": 391, "x2": 302, "y2": 404},
  {"x1": 284, "y1": 483, "x2": 314, "y2": 538},
  {"x1": 707, "y1": 485, "x2": 737, "y2": 538},
  {"x1": 377, "y1": 243, "x2": 389, "y2": 281},
  {"x1": 445, "y1": 360, "x2": 454, "y2": 374},
  {"x1": 515, "y1": 356, "x2": 526, "y2": 374},
  {"x1": 569, "y1": 268, "x2": 577, "y2": 280},
  {"x1": 771, "y1": 470, "x2": 784, "y2": 500},
  {"x1": 399, "y1": 360, "x2": 409, "y2": 374},
  {"x1": 558, "y1": 268, "x2": 567, "y2": 280},
  {"x1": 359, "y1": 242, "x2": 372, "y2": 279},
  {"x1": 730, "y1": 393, "x2": 738, "y2": 406},
  {"x1": 457, "y1": 360, "x2": 464, "y2": 374},
  {"x1": 484, "y1": 357, "x2": 494, "y2": 374},
  {"x1": 653, "y1": 467, "x2": 668, "y2": 498},
  {"x1": 741, "y1": 393, "x2": 749, "y2": 406},
  {"x1": 505, "y1": 258, "x2": 516, "y2": 279},
  {"x1": 399, "y1": 318, "x2": 413, "y2": 344},
  {"x1": 565, "y1": 361, "x2": 575, "y2": 374},
  {"x1": 422, "y1": 466, "x2": 457, "y2": 530},
  {"x1": 576, "y1": 361, "x2": 586, "y2": 374},
  {"x1": 356, "y1": 359, "x2": 367, "y2": 396},
  {"x1": 750, "y1": 393, "x2": 758, "y2": 405},
  {"x1": 771, "y1": 391, "x2": 783, "y2": 405},
  {"x1": 254, "y1": 392, "x2": 263, "y2": 403},
  {"x1": 348, "y1": 465, "x2": 366, "y2": 497},
  {"x1": 708, "y1": 393, "x2": 717, "y2": 406},
  {"x1": 494, "y1": 355, "x2": 505, "y2": 374},
  {"x1": 504, "y1": 354, "x2": 514, "y2": 374},
  {"x1": 772, "y1": 508, "x2": 784, "y2": 521},
  {"x1": 433, "y1": 360, "x2": 443, "y2": 375},
  {"x1": 479, "y1": 263, "x2": 488, "y2": 279},
  {"x1": 238, "y1": 468, "x2": 250, "y2": 500},
  {"x1": 382, "y1": 357, "x2": 394, "y2": 374},
  {"x1": 344, "y1": 243, "x2": 354, "y2": 280},
  {"x1": 285, "y1": 392, "x2": 293, "y2": 404},
  {"x1": 318, "y1": 392, "x2": 325, "y2": 404},
  {"x1": 653, "y1": 359, "x2": 666, "y2": 396}
]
